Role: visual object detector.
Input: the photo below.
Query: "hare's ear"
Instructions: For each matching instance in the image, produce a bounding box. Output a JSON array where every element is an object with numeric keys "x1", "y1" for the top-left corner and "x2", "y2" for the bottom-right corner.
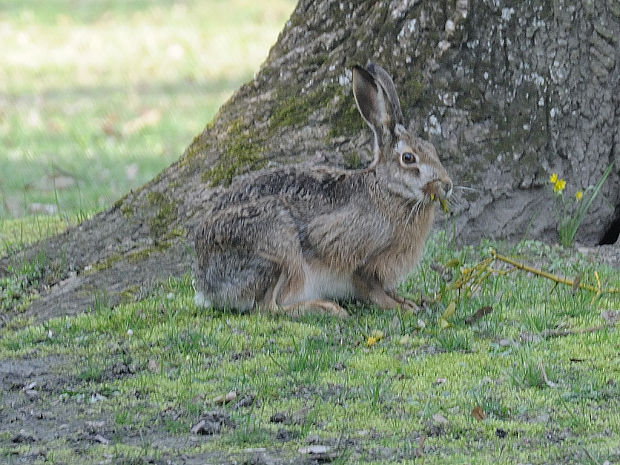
[
  {"x1": 366, "y1": 62, "x2": 404, "y2": 126},
  {"x1": 352, "y1": 65, "x2": 390, "y2": 140}
]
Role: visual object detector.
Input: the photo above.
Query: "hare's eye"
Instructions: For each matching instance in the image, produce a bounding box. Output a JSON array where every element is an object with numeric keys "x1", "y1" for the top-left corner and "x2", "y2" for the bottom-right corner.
[{"x1": 401, "y1": 152, "x2": 417, "y2": 164}]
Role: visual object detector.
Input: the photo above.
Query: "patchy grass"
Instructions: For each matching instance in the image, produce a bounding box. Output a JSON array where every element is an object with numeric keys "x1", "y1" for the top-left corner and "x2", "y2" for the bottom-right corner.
[{"x1": 1, "y1": 232, "x2": 618, "y2": 464}]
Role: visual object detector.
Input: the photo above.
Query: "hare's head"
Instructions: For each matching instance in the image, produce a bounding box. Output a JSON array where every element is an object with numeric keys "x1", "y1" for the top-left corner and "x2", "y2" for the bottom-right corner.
[{"x1": 352, "y1": 63, "x2": 452, "y2": 206}]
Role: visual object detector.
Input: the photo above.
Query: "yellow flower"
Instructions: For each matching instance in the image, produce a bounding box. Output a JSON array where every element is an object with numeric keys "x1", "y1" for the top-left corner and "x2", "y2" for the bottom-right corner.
[
  {"x1": 575, "y1": 190, "x2": 583, "y2": 201},
  {"x1": 549, "y1": 173, "x2": 558, "y2": 184},
  {"x1": 366, "y1": 330, "x2": 384, "y2": 347},
  {"x1": 553, "y1": 178, "x2": 566, "y2": 193}
]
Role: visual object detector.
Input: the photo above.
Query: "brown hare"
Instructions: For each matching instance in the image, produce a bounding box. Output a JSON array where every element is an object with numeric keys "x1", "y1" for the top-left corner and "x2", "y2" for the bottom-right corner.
[{"x1": 194, "y1": 62, "x2": 452, "y2": 317}]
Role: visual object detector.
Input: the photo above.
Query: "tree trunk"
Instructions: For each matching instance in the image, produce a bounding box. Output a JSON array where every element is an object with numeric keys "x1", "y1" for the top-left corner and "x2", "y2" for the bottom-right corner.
[{"x1": 2, "y1": 0, "x2": 619, "y2": 321}]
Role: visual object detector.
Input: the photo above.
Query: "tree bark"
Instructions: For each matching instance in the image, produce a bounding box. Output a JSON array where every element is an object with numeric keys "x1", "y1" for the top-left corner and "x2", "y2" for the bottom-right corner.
[{"x1": 2, "y1": 0, "x2": 619, "y2": 322}]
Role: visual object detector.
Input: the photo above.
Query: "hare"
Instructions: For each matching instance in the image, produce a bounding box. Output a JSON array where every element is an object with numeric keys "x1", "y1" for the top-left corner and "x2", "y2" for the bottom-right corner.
[{"x1": 193, "y1": 63, "x2": 452, "y2": 317}]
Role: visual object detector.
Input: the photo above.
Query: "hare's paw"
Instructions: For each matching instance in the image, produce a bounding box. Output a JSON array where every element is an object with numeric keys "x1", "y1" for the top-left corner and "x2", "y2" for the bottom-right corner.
[
  {"x1": 280, "y1": 299, "x2": 348, "y2": 318},
  {"x1": 386, "y1": 291, "x2": 419, "y2": 313}
]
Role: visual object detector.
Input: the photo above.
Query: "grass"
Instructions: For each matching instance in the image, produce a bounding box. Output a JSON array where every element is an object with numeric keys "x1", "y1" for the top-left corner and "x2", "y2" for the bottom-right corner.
[
  {"x1": 1, "y1": 232, "x2": 618, "y2": 464},
  {"x1": 0, "y1": 0, "x2": 294, "y2": 223}
]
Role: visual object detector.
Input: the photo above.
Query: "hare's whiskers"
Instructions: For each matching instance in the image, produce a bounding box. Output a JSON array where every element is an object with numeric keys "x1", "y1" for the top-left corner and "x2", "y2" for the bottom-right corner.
[
  {"x1": 404, "y1": 199, "x2": 422, "y2": 225},
  {"x1": 453, "y1": 185, "x2": 479, "y2": 192}
]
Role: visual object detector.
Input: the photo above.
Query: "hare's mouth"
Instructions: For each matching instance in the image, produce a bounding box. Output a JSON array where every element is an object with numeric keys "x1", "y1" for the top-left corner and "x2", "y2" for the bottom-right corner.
[{"x1": 422, "y1": 180, "x2": 451, "y2": 213}]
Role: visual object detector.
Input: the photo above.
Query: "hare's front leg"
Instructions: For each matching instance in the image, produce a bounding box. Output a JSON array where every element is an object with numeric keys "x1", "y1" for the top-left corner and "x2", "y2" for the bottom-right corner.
[{"x1": 353, "y1": 273, "x2": 419, "y2": 313}]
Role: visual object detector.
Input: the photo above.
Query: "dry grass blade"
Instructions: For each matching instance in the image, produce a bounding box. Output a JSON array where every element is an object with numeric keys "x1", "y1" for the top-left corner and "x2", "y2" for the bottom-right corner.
[{"x1": 538, "y1": 361, "x2": 558, "y2": 388}]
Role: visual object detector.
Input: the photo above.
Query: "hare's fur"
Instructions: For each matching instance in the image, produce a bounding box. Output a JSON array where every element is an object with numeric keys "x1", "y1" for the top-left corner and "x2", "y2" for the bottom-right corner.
[{"x1": 194, "y1": 63, "x2": 452, "y2": 317}]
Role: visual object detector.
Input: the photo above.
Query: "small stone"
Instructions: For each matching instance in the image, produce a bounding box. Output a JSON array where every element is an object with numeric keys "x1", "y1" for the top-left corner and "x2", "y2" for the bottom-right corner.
[
  {"x1": 270, "y1": 412, "x2": 287, "y2": 423},
  {"x1": 190, "y1": 411, "x2": 233, "y2": 435},
  {"x1": 299, "y1": 445, "x2": 330, "y2": 454},
  {"x1": 92, "y1": 434, "x2": 110, "y2": 445},
  {"x1": 232, "y1": 394, "x2": 255, "y2": 409},
  {"x1": 84, "y1": 420, "x2": 106, "y2": 433},
  {"x1": 333, "y1": 362, "x2": 346, "y2": 371},
  {"x1": 12, "y1": 429, "x2": 37, "y2": 443}
]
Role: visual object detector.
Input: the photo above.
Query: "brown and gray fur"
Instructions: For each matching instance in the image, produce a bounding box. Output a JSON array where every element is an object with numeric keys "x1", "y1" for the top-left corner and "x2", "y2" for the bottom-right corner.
[{"x1": 193, "y1": 63, "x2": 452, "y2": 317}]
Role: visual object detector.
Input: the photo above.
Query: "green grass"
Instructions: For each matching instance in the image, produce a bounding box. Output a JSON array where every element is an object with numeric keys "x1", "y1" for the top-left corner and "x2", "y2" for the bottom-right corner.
[
  {"x1": 1, "y1": 2, "x2": 619, "y2": 464},
  {"x1": 0, "y1": 0, "x2": 294, "y2": 222},
  {"x1": 1, "y1": 232, "x2": 618, "y2": 464}
]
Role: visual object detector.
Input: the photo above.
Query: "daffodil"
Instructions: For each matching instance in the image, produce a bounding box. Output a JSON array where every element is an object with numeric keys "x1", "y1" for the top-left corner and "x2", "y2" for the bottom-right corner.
[
  {"x1": 549, "y1": 173, "x2": 558, "y2": 184},
  {"x1": 575, "y1": 190, "x2": 583, "y2": 201},
  {"x1": 553, "y1": 178, "x2": 566, "y2": 193}
]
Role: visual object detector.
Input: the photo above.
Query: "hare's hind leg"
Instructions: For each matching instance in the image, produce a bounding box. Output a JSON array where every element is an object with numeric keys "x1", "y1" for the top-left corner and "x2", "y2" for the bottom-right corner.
[
  {"x1": 260, "y1": 268, "x2": 348, "y2": 318},
  {"x1": 194, "y1": 251, "x2": 279, "y2": 311},
  {"x1": 279, "y1": 300, "x2": 348, "y2": 318}
]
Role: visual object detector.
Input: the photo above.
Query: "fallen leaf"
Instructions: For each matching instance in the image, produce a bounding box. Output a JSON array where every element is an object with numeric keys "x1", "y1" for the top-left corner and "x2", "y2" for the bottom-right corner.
[
  {"x1": 213, "y1": 390, "x2": 237, "y2": 405},
  {"x1": 471, "y1": 406, "x2": 487, "y2": 421},
  {"x1": 465, "y1": 306, "x2": 493, "y2": 325}
]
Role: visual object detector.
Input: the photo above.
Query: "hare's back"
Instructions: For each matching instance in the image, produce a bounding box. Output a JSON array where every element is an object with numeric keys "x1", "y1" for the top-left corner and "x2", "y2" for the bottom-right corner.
[{"x1": 211, "y1": 165, "x2": 357, "y2": 213}]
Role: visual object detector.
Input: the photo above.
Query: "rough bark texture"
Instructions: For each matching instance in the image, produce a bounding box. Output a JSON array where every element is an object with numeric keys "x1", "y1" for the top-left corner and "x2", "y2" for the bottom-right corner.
[{"x1": 2, "y1": 0, "x2": 619, "y2": 321}]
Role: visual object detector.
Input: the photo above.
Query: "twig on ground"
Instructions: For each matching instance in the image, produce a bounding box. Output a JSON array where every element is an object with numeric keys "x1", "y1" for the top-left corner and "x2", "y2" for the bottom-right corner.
[{"x1": 489, "y1": 248, "x2": 619, "y2": 300}]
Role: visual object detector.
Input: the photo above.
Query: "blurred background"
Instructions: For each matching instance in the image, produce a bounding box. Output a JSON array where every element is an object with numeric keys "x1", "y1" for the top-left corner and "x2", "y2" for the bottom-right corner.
[{"x1": 0, "y1": 0, "x2": 295, "y2": 235}]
